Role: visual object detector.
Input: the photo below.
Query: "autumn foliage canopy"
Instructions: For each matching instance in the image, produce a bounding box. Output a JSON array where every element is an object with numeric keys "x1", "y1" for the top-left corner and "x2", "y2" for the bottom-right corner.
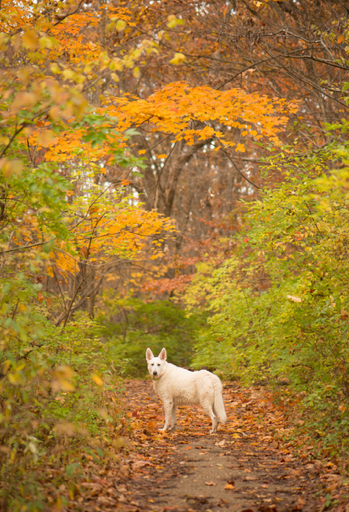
[{"x1": 1, "y1": 0, "x2": 349, "y2": 508}]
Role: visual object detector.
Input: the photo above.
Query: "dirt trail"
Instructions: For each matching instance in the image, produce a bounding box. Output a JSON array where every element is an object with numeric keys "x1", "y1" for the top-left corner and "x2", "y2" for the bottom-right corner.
[{"x1": 121, "y1": 380, "x2": 334, "y2": 512}]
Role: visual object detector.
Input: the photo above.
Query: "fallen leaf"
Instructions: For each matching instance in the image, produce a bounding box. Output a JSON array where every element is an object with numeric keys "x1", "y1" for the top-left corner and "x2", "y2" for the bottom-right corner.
[
  {"x1": 205, "y1": 481, "x2": 216, "y2": 486},
  {"x1": 297, "y1": 496, "x2": 306, "y2": 509},
  {"x1": 132, "y1": 460, "x2": 154, "y2": 469}
]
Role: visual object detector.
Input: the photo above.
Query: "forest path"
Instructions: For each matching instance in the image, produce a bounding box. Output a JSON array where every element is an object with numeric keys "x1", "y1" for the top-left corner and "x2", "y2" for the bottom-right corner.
[{"x1": 120, "y1": 380, "x2": 331, "y2": 512}]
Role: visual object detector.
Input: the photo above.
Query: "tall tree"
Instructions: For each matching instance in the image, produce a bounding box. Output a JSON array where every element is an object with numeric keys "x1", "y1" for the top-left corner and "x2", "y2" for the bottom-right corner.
[{"x1": 104, "y1": 0, "x2": 349, "y2": 291}]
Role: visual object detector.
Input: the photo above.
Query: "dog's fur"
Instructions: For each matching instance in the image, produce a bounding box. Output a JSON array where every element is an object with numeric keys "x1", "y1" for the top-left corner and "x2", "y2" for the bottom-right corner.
[{"x1": 146, "y1": 347, "x2": 227, "y2": 434}]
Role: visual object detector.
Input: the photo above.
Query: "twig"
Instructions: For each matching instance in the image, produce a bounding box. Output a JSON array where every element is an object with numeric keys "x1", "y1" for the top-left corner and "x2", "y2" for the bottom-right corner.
[{"x1": 215, "y1": 139, "x2": 264, "y2": 191}]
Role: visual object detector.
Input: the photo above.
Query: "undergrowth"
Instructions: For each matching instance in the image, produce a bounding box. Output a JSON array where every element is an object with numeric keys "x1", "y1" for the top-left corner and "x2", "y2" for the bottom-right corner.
[
  {"x1": 185, "y1": 139, "x2": 349, "y2": 468},
  {"x1": 97, "y1": 294, "x2": 206, "y2": 377},
  {"x1": 0, "y1": 302, "x2": 128, "y2": 511}
]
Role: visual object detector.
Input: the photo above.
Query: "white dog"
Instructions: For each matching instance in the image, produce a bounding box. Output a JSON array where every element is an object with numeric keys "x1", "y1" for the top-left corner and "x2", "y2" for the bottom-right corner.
[{"x1": 146, "y1": 347, "x2": 227, "y2": 434}]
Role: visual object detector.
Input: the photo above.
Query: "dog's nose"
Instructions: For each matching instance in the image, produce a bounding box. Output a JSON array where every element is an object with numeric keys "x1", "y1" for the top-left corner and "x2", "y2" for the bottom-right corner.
[{"x1": 153, "y1": 371, "x2": 157, "y2": 376}]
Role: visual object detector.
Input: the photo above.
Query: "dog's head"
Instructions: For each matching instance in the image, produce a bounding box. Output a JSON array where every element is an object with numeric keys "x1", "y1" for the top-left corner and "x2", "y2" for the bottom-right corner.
[{"x1": 146, "y1": 347, "x2": 167, "y2": 380}]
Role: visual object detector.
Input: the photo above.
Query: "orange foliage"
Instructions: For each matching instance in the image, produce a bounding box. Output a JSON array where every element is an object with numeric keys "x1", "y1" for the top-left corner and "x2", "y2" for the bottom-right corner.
[
  {"x1": 33, "y1": 81, "x2": 299, "y2": 165},
  {"x1": 49, "y1": 206, "x2": 175, "y2": 280},
  {"x1": 110, "y1": 82, "x2": 299, "y2": 149}
]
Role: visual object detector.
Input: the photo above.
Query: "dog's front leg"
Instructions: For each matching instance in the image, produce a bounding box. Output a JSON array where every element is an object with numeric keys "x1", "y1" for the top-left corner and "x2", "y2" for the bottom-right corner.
[
  {"x1": 159, "y1": 400, "x2": 173, "y2": 431},
  {"x1": 170, "y1": 404, "x2": 177, "y2": 431}
]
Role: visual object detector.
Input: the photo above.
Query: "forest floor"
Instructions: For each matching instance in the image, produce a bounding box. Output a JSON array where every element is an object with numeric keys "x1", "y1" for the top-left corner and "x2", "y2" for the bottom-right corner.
[{"x1": 71, "y1": 380, "x2": 349, "y2": 512}]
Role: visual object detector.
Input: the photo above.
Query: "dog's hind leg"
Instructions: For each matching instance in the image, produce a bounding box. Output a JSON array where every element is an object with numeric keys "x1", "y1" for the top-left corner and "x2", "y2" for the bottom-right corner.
[
  {"x1": 202, "y1": 404, "x2": 218, "y2": 434},
  {"x1": 200, "y1": 382, "x2": 218, "y2": 434},
  {"x1": 212, "y1": 405, "x2": 219, "y2": 432},
  {"x1": 211, "y1": 412, "x2": 219, "y2": 433}
]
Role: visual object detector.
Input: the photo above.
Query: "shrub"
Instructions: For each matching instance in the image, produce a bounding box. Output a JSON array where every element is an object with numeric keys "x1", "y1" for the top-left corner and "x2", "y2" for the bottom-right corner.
[{"x1": 97, "y1": 294, "x2": 207, "y2": 376}]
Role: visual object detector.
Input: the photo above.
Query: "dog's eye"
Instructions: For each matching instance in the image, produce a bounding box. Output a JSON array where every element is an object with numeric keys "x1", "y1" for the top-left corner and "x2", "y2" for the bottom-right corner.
[
  {"x1": 158, "y1": 364, "x2": 161, "y2": 366},
  {"x1": 151, "y1": 363, "x2": 154, "y2": 366}
]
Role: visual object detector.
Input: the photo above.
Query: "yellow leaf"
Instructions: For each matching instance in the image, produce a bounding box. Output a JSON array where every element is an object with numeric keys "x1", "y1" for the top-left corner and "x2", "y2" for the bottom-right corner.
[
  {"x1": 133, "y1": 66, "x2": 140, "y2": 78},
  {"x1": 116, "y1": 19, "x2": 127, "y2": 31},
  {"x1": 8, "y1": 373, "x2": 22, "y2": 385},
  {"x1": 92, "y1": 374, "x2": 104, "y2": 386},
  {"x1": 111, "y1": 59, "x2": 123, "y2": 71},
  {"x1": 60, "y1": 380, "x2": 75, "y2": 392},
  {"x1": 22, "y1": 30, "x2": 39, "y2": 50},
  {"x1": 54, "y1": 365, "x2": 74, "y2": 380},
  {"x1": 52, "y1": 365, "x2": 75, "y2": 392},
  {"x1": 138, "y1": 150, "x2": 146, "y2": 155},
  {"x1": 50, "y1": 63, "x2": 60, "y2": 75},
  {"x1": 39, "y1": 36, "x2": 57, "y2": 49},
  {"x1": 170, "y1": 52, "x2": 186, "y2": 65},
  {"x1": 158, "y1": 154, "x2": 167, "y2": 159},
  {"x1": 0, "y1": 32, "x2": 8, "y2": 46},
  {"x1": 167, "y1": 15, "x2": 184, "y2": 28},
  {"x1": 0, "y1": 158, "x2": 23, "y2": 178},
  {"x1": 63, "y1": 69, "x2": 74, "y2": 80}
]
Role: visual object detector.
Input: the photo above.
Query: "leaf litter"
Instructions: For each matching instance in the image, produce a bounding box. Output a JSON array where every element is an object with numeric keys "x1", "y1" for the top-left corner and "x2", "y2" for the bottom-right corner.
[{"x1": 67, "y1": 380, "x2": 349, "y2": 511}]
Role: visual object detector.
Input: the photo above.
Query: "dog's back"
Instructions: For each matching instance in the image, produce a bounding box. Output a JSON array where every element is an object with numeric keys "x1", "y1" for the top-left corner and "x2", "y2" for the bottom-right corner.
[{"x1": 154, "y1": 363, "x2": 203, "y2": 405}]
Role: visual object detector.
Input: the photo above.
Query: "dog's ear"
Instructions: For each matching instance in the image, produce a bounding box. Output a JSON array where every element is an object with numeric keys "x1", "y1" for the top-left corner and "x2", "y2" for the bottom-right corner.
[
  {"x1": 146, "y1": 348, "x2": 154, "y2": 361},
  {"x1": 159, "y1": 347, "x2": 167, "y2": 361}
]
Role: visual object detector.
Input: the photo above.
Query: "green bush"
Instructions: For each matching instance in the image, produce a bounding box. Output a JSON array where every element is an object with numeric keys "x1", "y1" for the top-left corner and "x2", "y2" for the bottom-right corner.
[
  {"x1": 97, "y1": 294, "x2": 207, "y2": 376},
  {"x1": 185, "y1": 138, "x2": 349, "y2": 459},
  {"x1": 0, "y1": 284, "x2": 125, "y2": 511}
]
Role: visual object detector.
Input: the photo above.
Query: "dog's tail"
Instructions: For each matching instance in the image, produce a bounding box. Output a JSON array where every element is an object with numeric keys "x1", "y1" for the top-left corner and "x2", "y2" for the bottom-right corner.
[{"x1": 213, "y1": 377, "x2": 227, "y2": 424}]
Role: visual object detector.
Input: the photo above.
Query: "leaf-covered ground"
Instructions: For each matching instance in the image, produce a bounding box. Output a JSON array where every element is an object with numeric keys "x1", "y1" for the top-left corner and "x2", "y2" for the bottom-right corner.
[{"x1": 70, "y1": 380, "x2": 349, "y2": 512}]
